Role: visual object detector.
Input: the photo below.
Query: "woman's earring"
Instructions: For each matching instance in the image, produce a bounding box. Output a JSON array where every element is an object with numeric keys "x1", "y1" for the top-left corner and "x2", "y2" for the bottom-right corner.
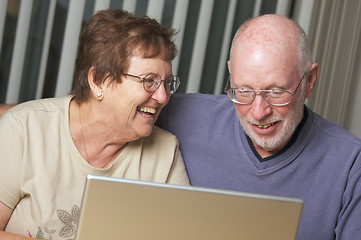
[{"x1": 96, "y1": 92, "x2": 104, "y2": 101}]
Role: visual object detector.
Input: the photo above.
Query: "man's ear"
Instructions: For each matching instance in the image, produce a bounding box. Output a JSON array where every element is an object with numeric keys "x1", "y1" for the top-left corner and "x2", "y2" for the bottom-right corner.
[
  {"x1": 305, "y1": 63, "x2": 319, "y2": 99},
  {"x1": 227, "y1": 60, "x2": 231, "y2": 74}
]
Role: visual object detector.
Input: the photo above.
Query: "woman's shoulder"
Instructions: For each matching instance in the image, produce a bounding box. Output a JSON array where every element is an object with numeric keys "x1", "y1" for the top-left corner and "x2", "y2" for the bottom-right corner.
[
  {"x1": 8, "y1": 96, "x2": 71, "y2": 115},
  {"x1": 150, "y1": 126, "x2": 178, "y2": 139},
  {"x1": 142, "y1": 126, "x2": 179, "y2": 147}
]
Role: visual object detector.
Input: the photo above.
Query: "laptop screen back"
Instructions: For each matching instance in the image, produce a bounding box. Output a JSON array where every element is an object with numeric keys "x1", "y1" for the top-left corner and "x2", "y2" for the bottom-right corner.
[{"x1": 75, "y1": 175, "x2": 303, "y2": 240}]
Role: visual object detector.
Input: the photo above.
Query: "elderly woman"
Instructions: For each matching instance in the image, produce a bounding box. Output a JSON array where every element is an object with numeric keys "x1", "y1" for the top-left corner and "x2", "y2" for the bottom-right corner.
[{"x1": 0, "y1": 9, "x2": 189, "y2": 240}]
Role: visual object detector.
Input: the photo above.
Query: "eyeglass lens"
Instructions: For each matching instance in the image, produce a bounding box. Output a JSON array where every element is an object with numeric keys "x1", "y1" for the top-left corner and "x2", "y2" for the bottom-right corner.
[
  {"x1": 143, "y1": 73, "x2": 180, "y2": 94},
  {"x1": 227, "y1": 89, "x2": 292, "y2": 106}
]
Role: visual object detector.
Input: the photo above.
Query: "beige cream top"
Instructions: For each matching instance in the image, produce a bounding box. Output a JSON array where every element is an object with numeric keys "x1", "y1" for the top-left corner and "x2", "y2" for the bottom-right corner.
[{"x1": 0, "y1": 96, "x2": 189, "y2": 239}]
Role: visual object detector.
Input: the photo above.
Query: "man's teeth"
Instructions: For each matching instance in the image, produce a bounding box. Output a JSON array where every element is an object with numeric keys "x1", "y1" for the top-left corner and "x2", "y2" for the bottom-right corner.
[
  {"x1": 257, "y1": 123, "x2": 274, "y2": 129},
  {"x1": 138, "y1": 107, "x2": 156, "y2": 114}
]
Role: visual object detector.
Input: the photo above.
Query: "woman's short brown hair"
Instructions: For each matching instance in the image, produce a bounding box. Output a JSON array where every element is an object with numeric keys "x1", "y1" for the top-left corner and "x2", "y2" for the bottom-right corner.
[{"x1": 72, "y1": 9, "x2": 177, "y2": 103}]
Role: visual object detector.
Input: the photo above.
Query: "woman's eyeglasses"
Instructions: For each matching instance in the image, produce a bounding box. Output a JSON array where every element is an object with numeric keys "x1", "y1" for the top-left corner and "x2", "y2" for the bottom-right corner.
[{"x1": 123, "y1": 73, "x2": 181, "y2": 95}]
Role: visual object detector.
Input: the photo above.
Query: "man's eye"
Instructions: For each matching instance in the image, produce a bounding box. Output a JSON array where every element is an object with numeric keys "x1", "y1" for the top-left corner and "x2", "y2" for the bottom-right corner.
[
  {"x1": 237, "y1": 90, "x2": 252, "y2": 95},
  {"x1": 269, "y1": 90, "x2": 286, "y2": 98}
]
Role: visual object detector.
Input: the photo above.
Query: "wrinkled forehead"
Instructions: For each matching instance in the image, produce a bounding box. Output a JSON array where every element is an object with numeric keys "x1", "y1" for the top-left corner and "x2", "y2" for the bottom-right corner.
[
  {"x1": 230, "y1": 29, "x2": 299, "y2": 77},
  {"x1": 121, "y1": 45, "x2": 172, "y2": 74},
  {"x1": 230, "y1": 42, "x2": 298, "y2": 74},
  {"x1": 232, "y1": 15, "x2": 299, "y2": 57},
  {"x1": 235, "y1": 28, "x2": 297, "y2": 56},
  {"x1": 229, "y1": 43, "x2": 300, "y2": 89}
]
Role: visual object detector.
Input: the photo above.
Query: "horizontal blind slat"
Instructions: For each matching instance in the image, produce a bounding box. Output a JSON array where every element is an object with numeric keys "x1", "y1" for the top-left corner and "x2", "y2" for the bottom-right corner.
[
  {"x1": 147, "y1": 0, "x2": 165, "y2": 22},
  {"x1": 172, "y1": 0, "x2": 190, "y2": 75},
  {"x1": 0, "y1": 0, "x2": 8, "y2": 56},
  {"x1": 214, "y1": 0, "x2": 237, "y2": 94},
  {"x1": 54, "y1": 0, "x2": 86, "y2": 97},
  {"x1": 36, "y1": 0, "x2": 56, "y2": 99},
  {"x1": 94, "y1": 0, "x2": 111, "y2": 12},
  {"x1": 186, "y1": 0, "x2": 215, "y2": 93},
  {"x1": 123, "y1": 0, "x2": 137, "y2": 13},
  {"x1": 6, "y1": 0, "x2": 33, "y2": 103}
]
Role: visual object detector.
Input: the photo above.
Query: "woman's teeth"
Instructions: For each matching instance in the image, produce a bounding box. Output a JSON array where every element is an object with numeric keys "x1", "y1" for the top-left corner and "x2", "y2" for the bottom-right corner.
[{"x1": 138, "y1": 107, "x2": 156, "y2": 114}]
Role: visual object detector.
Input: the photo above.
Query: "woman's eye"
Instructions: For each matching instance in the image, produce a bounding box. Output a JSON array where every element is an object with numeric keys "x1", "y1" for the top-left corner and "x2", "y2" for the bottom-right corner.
[{"x1": 144, "y1": 78, "x2": 155, "y2": 83}]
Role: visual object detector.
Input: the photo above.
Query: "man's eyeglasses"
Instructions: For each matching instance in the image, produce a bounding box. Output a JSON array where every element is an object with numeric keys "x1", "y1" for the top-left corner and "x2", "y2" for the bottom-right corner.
[
  {"x1": 224, "y1": 68, "x2": 309, "y2": 107},
  {"x1": 123, "y1": 73, "x2": 181, "y2": 95}
]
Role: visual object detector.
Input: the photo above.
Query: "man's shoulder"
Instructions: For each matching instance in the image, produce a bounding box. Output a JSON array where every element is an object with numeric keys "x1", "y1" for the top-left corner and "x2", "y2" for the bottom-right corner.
[
  {"x1": 170, "y1": 93, "x2": 230, "y2": 104},
  {"x1": 166, "y1": 93, "x2": 233, "y2": 113},
  {"x1": 310, "y1": 109, "x2": 361, "y2": 146},
  {"x1": 157, "y1": 93, "x2": 237, "y2": 132}
]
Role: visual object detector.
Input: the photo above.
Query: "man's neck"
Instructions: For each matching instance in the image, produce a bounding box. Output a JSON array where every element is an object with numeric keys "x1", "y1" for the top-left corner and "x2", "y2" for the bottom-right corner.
[{"x1": 253, "y1": 144, "x2": 286, "y2": 159}]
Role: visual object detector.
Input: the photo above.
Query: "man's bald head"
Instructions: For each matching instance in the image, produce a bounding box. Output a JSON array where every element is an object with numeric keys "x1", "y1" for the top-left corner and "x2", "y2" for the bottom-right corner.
[{"x1": 229, "y1": 14, "x2": 312, "y2": 75}]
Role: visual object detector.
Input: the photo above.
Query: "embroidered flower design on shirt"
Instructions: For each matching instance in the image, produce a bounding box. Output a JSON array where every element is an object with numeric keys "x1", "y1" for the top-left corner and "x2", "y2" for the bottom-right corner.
[
  {"x1": 57, "y1": 205, "x2": 80, "y2": 238},
  {"x1": 28, "y1": 226, "x2": 56, "y2": 239}
]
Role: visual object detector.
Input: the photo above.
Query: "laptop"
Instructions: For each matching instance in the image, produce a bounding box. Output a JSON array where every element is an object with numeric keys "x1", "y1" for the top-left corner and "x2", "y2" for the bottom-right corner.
[{"x1": 75, "y1": 175, "x2": 303, "y2": 240}]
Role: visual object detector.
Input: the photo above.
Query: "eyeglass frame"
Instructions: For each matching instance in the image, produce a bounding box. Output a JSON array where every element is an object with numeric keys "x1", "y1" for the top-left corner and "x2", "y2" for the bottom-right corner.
[
  {"x1": 123, "y1": 73, "x2": 181, "y2": 94},
  {"x1": 224, "y1": 67, "x2": 309, "y2": 107}
]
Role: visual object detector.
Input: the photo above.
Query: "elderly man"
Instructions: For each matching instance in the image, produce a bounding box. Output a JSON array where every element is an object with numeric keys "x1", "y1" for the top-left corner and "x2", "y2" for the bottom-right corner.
[{"x1": 157, "y1": 15, "x2": 361, "y2": 239}]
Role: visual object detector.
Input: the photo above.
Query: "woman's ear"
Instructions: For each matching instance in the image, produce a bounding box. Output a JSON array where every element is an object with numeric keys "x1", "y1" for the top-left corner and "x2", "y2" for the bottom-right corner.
[
  {"x1": 305, "y1": 63, "x2": 319, "y2": 99},
  {"x1": 88, "y1": 67, "x2": 104, "y2": 101}
]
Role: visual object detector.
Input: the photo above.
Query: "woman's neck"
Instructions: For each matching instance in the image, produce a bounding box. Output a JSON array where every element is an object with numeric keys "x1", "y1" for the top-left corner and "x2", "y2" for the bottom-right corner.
[{"x1": 69, "y1": 99, "x2": 127, "y2": 168}]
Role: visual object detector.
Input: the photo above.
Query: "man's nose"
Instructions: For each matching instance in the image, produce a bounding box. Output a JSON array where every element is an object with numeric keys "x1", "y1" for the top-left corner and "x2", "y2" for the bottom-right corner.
[{"x1": 250, "y1": 94, "x2": 272, "y2": 120}]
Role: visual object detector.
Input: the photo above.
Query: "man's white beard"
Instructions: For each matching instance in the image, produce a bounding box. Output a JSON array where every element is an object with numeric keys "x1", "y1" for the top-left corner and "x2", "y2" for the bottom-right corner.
[{"x1": 238, "y1": 95, "x2": 305, "y2": 151}]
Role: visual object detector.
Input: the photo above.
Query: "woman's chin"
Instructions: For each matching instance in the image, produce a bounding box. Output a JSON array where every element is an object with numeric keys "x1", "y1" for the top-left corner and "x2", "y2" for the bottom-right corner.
[{"x1": 136, "y1": 125, "x2": 154, "y2": 138}]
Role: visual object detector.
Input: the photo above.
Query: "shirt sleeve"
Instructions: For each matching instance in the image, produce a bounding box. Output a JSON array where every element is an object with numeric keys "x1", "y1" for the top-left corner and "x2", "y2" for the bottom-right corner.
[
  {"x1": 335, "y1": 155, "x2": 361, "y2": 239},
  {"x1": 166, "y1": 141, "x2": 190, "y2": 186},
  {"x1": 0, "y1": 111, "x2": 24, "y2": 209}
]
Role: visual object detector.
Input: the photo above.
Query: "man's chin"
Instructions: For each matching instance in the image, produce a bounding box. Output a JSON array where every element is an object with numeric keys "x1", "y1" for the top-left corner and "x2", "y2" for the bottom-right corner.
[
  {"x1": 247, "y1": 129, "x2": 289, "y2": 151},
  {"x1": 253, "y1": 137, "x2": 281, "y2": 150}
]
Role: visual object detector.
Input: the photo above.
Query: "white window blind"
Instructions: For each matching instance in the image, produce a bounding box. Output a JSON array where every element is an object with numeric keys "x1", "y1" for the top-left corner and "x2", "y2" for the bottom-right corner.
[{"x1": 1, "y1": 0, "x2": 295, "y2": 103}]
